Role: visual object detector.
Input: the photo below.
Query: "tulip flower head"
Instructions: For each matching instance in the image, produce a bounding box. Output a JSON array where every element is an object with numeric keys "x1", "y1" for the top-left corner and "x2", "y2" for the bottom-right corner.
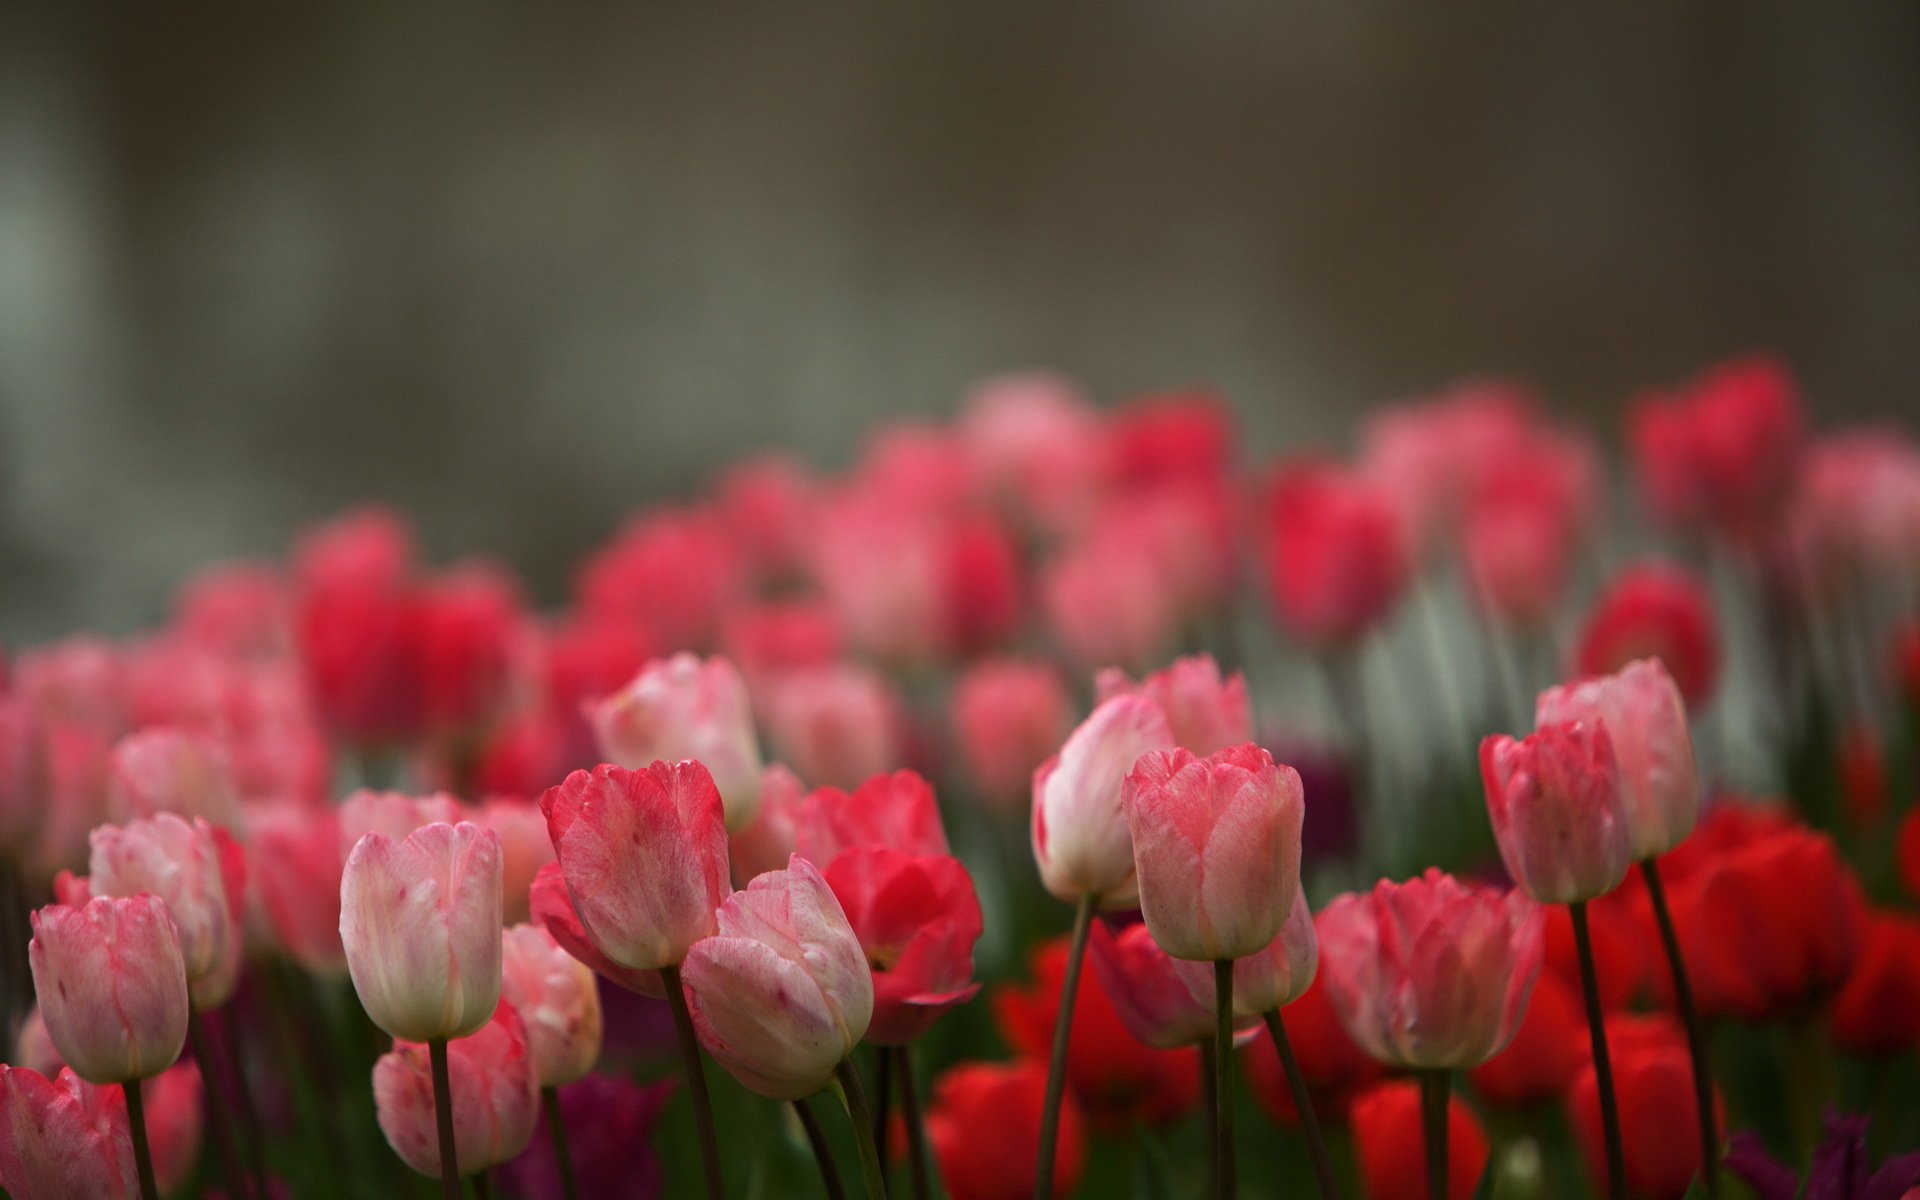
[
  {"x1": 1536, "y1": 658, "x2": 1699, "y2": 859},
  {"x1": 527, "y1": 861, "x2": 662, "y2": 998},
  {"x1": 374, "y1": 1001, "x2": 540, "y2": 1180},
  {"x1": 1031, "y1": 694, "x2": 1175, "y2": 906},
  {"x1": 587, "y1": 653, "x2": 764, "y2": 831},
  {"x1": 1575, "y1": 563, "x2": 1721, "y2": 707},
  {"x1": 794, "y1": 768, "x2": 949, "y2": 866},
  {"x1": 500, "y1": 923, "x2": 604, "y2": 1087},
  {"x1": 1095, "y1": 654, "x2": 1252, "y2": 756},
  {"x1": 88, "y1": 813, "x2": 237, "y2": 1006},
  {"x1": 1227, "y1": 883, "x2": 1318, "y2": 1018},
  {"x1": 927, "y1": 1060, "x2": 1087, "y2": 1200},
  {"x1": 0, "y1": 1064, "x2": 136, "y2": 1199},
  {"x1": 341, "y1": 820, "x2": 504, "y2": 1042},
  {"x1": 822, "y1": 846, "x2": 983, "y2": 1045},
  {"x1": 1088, "y1": 919, "x2": 1255, "y2": 1051},
  {"x1": 29, "y1": 896, "x2": 190, "y2": 1084},
  {"x1": 1481, "y1": 721, "x2": 1633, "y2": 904}
]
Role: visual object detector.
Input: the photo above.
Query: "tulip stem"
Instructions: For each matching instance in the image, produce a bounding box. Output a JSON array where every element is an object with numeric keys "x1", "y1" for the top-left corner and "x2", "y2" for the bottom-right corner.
[
  {"x1": 1213, "y1": 959, "x2": 1237, "y2": 1199},
  {"x1": 125, "y1": 1075, "x2": 162, "y2": 1200},
  {"x1": 1641, "y1": 857, "x2": 1719, "y2": 1197},
  {"x1": 429, "y1": 1038, "x2": 462, "y2": 1200},
  {"x1": 1199, "y1": 1042, "x2": 1218, "y2": 1197},
  {"x1": 895, "y1": 1047, "x2": 933, "y2": 1200},
  {"x1": 1035, "y1": 892, "x2": 1095, "y2": 1200},
  {"x1": 794, "y1": 1097, "x2": 848, "y2": 1200},
  {"x1": 834, "y1": 1058, "x2": 890, "y2": 1199},
  {"x1": 872, "y1": 1046, "x2": 893, "y2": 1178},
  {"x1": 661, "y1": 963, "x2": 727, "y2": 1200},
  {"x1": 1417, "y1": 1070, "x2": 1448, "y2": 1200},
  {"x1": 1262, "y1": 1009, "x2": 1340, "y2": 1200},
  {"x1": 1570, "y1": 901, "x2": 1625, "y2": 1200},
  {"x1": 187, "y1": 1007, "x2": 251, "y2": 1200},
  {"x1": 542, "y1": 1086, "x2": 578, "y2": 1200}
]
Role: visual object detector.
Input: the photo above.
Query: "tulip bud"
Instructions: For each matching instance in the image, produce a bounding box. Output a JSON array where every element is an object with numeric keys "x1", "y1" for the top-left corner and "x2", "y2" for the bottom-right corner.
[
  {"x1": 1095, "y1": 655, "x2": 1252, "y2": 756},
  {"x1": 1569, "y1": 1016, "x2": 1724, "y2": 1200},
  {"x1": 29, "y1": 896, "x2": 189, "y2": 1083},
  {"x1": 106, "y1": 729, "x2": 242, "y2": 831},
  {"x1": 681, "y1": 856, "x2": 873, "y2": 1100},
  {"x1": 538, "y1": 761, "x2": 730, "y2": 973},
  {"x1": 500, "y1": 924, "x2": 603, "y2": 1087},
  {"x1": 1227, "y1": 884, "x2": 1318, "y2": 1018},
  {"x1": 527, "y1": 862, "x2": 661, "y2": 998},
  {"x1": 822, "y1": 847, "x2": 982, "y2": 1045},
  {"x1": 952, "y1": 659, "x2": 1073, "y2": 806},
  {"x1": 1031, "y1": 695, "x2": 1175, "y2": 906},
  {"x1": 0, "y1": 1064, "x2": 136, "y2": 1199},
  {"x1": 1481, "y1": 722, "x2": 1633, "y2": 904},
  {"x1": 1350, "y1": 1079, "x2": 1492, "y2": 1200},
  {"x1": 1536, "y1": 658, "x2": 1699, "y2": 860},
  {"x1": 476, "y1": 796, "x2": 556, "y2": 927},
  {"x1": 1575, "y1": 563, "x2": 1720, "y2": 707},
  {"x1": 926, "y1": 1060, "x2": 1087, "y2": 1200},
  {"x1": 1317, "y1": 870, "x2": 1543, "y2": 1070},
  {"x1": 88, "y1": 813, "x2": 236, "y2": 1006},
  {"x1": 245, "y1": 800, "x2": 348, "y2": 975},
  {"x1": 1088, "y1": 919, "x2": 1251, "y2": 1050},
  {"x1": 341, "y1": 821, "x2": 503, "y2": 1042},
  {"x1": 587, "y1": 653, "x2": 764, "y2": 831},
  {"x1": 374, "y1": 1001, "x2": 540, "y2": 1180},
  {"x1": 1124, "y1": 743, "x2": 1304, "y2": 961}
]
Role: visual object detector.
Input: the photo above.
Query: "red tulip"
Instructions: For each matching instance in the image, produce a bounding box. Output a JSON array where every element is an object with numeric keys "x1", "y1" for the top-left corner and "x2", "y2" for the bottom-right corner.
[
  {"x1": 30, "y1": 896, "x2": 189, "y2": 1083},
  {"x1": 1536, "y1": 658, "x2": 1699, "y2": 859},
  {"x1": 1540, "y1": 897, "x2": 1649, "y2": 1014},
  {"x1": 1260, "y1": 458, "x2": 1410, "y2": 649},
  {"x1": 1349, "y1": 1079, "x2": 1490, "y2": 1200},
  {"x1": 88, "y1": 813, "x2": 238, "y2": 1008},
  {"x1": 0, "y1": 696, "x2": 45, "y2": 858},
  {"x1": 1781, "y1": 430, "x2": 1920, "y2": 603},
  {"x1": 1569, "y1": 1015, "x2": 1724, "y2": 1200},
  {"x1": 1123, "y1": 743, "x2": 1304, "y2": 961},
  {"x1": 374, "y1": 1001, "x2": 540, "y2": 1180},
  {"x1": 926, "y1": 1060, "x2": 1086, "y2": 1200},
  {"x1": 1629, "y1": 354, "x2": 1804, "y2": 545},
  {"x1": 574, "y1": 507, "x2": 744, "y2": 651},
  {"x1": 1087, "y1": 919, "x2": 1257, "y2": 1051},
  {"x1": 1482, "y1": 721, "x2": 1632, "y2": 904},
  {"x1": 143, "y1": 1060, "x2": 205, "y2": 1197},
  {"x1": 1360, "y1": 380, "x2": 1542, "y2": 557},
  {"x1": 586, "y1": 653, "x2": 764, "y2": 831},
  {"x1": 1040, "y1": 521, "x2": 1182, "y2": 671},
  {"x1": 1111, "y1": 389, "x2": 1233, "y2": 488},
  {"x1": 1242, "y1": 972, "x2": 1383, "y2": 1126},
  {"x1": 415, "y1": 562, "x2": 521, "y2": 734},
  {"x1": 1095, "y1": 654, "x2": 1252, "y2": 756},
  {"x1": 1031, "y1": 695, "x2": 1174, "y2": 906},
  {"x1": 168, "y1": 561, "x2": 288, "y2": 657},
  {"x1": 959, "y1": 371, "x2": 1109, "y2": 534},
  {"x1": 1575, "y1": 563, "x2": 1721, "y2": 708},
  {"x1": 539, "y1": 761, "x2": 730, "y2": 974},
  {"x1": 718, "y1": 599, "x2": 842, "y2": 694},
  {"x1": 526, "y1": 862, "x2": 660, "y2": 998},
  {"x1": 1830, "y1": 909, "x2": 1920, "y2": 1055},
  {"x1": 0, "y1": 1065, "x2": 136, "y2": 1199},
  {"x1": 793, "y1": 768, "x2": 949, "y2": 867},
  {"x1": 1317, "y1": 870, "x2": 1543, "y2": 1070},
  {"x1": 1462, "y1": 461, "x2": 1584, "y2": 628},
  {"x1": 952, "y1": 659, "x2": 1073, "y2": 808},
  {"x1": 713, "y1": 452, "x2": 819, "y2": 582},
  {"x1": 823, "y1": 847, "x2": 983, "y2": 1045},
  {"x1": 245, "y1": 800, "x2": 347, "y2": 974},
  {"x1": 1467, "y1": 969, "x2": 1587, "y2": 1106}
]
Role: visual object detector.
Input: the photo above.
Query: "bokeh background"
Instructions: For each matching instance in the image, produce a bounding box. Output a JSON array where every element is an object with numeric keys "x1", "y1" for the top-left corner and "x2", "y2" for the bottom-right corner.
[{"x1": 2, "y1": 3, "x2": 1916, "y2": 642}]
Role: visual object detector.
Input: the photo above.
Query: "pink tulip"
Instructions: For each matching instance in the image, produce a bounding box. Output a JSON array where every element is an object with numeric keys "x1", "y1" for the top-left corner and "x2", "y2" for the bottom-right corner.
[
  {"x1": 951, "y1": 659, "x2": 1073, "y2": 808},
  {"x1": 1087, "y1": 920, "x2": 1259, "y2": 1051},
  {"x1": 340, "y1": 821, "x2": 503, "y2": 1042},
  {"x1": 500, "y1": 923, "x2": 604, "y2": 1087},
  {"x1": 587, "y1": 653, "x2": 764, "y2": 831},
  {"x1": 763, "y1": 663, "x2": 906, "y2": 789},
  {"x1": 338, "y1": 789, "x2": 467, "y2": 849},
  {"x1": 794, "y1": 768, "x2": 950, "y2": 867},
  {"x1": 143, "y1": 1061, "x2": 205, "y2": 1196},
  {"x1": 88, "y1": 814, "x2": 236, "y2": 1005},
  {"x1": 477, "y1": 796, "x2": 556, "y2": 927},
  {"x1": 527, "y1": 862, "x2": 662, "y2": 998},
  {"x1": 539, "y1": 761, "x2": 730, "y2": 973},
  {"x1": 245, "y1": 800, "x2": 347, "y2": 974},
  {"x1": 106, "y1": 729, "x2": 241, "y2": 831},
  {"x1": 0, "y1": 1065, "x2": 135, "y2": 1199},
  {"x1": 681, "y1": 856, "x2": 873, "y2": 1100},
  {"x1": 1535, "y1": 659, "x2": 1699, "y2": 860},
  {"x1": 0, "y1": 696, "x2": 46, "y2": 857},
  {"x1": 29, "y1": 896, "x2": 189, "y2": 1083},
  {"x1": 374, "y1": 1001, "x2": 540, "y2": 1180},
  {"x1": 1481, "y1": 722, "x2": 1633, "y2": 904},
  {"x1": 14, "y1": 1007, "x2": 63, "y2": 1075},
  {"x1": 1040, "y1": 523, "x2": 1182, "y2": 672},
  {"x1": 1031, "y1": 695, "x2": 1175, "y2": 906},
  {"x1": 823, "y1": 847, "x2": 983, "y2": 1045},
  {"x1": 1095, "y1": 655, "x2": 1252, "y2": 756},
  {"x1": 1228, "y1": 884, "x2": 1318, "y2": 1017},
  {"x1": 727, "y1": 762, "x2": 809, "y2": 883},
  {"x1": 1123, "y1": 744, "x2": 1304, "y2": 961},
  {"x1": 1317, "y1": 870, "x2": 1543, "y2": 1070}
]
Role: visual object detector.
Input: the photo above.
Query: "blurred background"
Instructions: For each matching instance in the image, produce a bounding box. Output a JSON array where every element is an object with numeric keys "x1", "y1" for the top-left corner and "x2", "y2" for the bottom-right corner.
[{"x1": 1, "y1": 2, "x2": 1915, "y2": 642}]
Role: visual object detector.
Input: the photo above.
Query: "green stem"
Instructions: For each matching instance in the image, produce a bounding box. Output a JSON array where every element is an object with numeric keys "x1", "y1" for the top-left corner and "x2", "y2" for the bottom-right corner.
[
  {"x1": 430, "y1": 1038, "x2": 461, "y2": 1200},
  {"x1": 125, "y1": 1075, "x2": 162, "y2": 1200},
  {"x1": 1571, "y1": 901, "x2": 1625, "y2": 1200},
  {"x1": 1641, "y1": 857, "x2": 1718, "y2": 1196},
  {"x1": 835, "y1": 1058, "x2": 890, "y2": 1199},
  {"x1": 895, "y1": 1046, "x2": 933, "y2": 1200},
  {"x1": 1214, "y1": 958, "x2": 1236, "y2": 1200},
  {"x1": 661, "y1": 964, "x2": 727, "y2": 1200},
  {"x1": 1418, "y1": 1071, "x2": 1449, "y2": 1200},
  {"x1": 794, "y1": 1097, "x2": 848, "y2": 1200},
  {"x1": 1262, "y1": 1009, "x2": 1340, "y2": 1200},
  {"x1": 1200, "y1": 1041, "x2": 1218, "y2": 1198},
  {"x1": 1034, "y1": 893, "x2": 1095, "y2": 1200},
  {"x1": 542, "y1": 1086, "x2": 578, "y2": 1200}
]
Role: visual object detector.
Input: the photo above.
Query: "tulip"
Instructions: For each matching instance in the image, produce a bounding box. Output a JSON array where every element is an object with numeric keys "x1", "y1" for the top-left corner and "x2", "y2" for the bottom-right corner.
[
  {"x1": 0, "y1": 1064, "x2": 136, "y2": 1200},
  {"x1": 526, "y1": 861, "x2": 661, "y2": 998},
  {"x1": 477, "y1": 797, "x2": 556, "y2": 927},
  {"x1": 1536, "y1": 659, "x2": 1699, "y2": 860},
  {"x1": 1466, "y1": 970, "x2": 1587, "y2": 1107},
  {"x1": 1040, "y1": 522, "x2": 1183, "y2": 671},
  {"x1": 374, "y1": 1001, "x2": 540, "y2": 1181},
  {"x1": 926, "y1": 1060, "x2": 1086, "y2": 1200},
  {"x1": 1575, "y1": 564, "x2": 1720, "y2": 708},
  {"x1": 1569, "y1": 1016, "x2": 1724, "y2": 1200},
  {"x1": 681, "y1": 855, "x2": 873, "y2": 1100},
  {"x1": 821, "y1": 847, "x2": 982, "y2": 1045},
  {"x1": 14, "y1": 1007, "x2": 63, "y2": 1076},
  {"x1": 88, "y1": 814, "x2": 237, "y2": 1009},
  {"x1": 107, "y1": 729, "x2": 242, "y2": 831},
  {"x1": 538, "y1": 761, "x2": 730, "y2": 974},
  {"x1": 587, "y1": 653, "x2": 764, "y2": 831},
  {"x1": 1726, "y1": 1111, "x2": 1920, "y2": 1200},
  {"x1": 500, "y1": 924, "x2": 603, "y2": 1087},
  {"x1": 30, "y1": 897, "x2": 188, "y2": 1084},
  {"x1": 1123, "y1": 743, "x2": 1303, "y2": 962},
  {"x1": 726, "y1": 762, "x2": 808, "y2": 884},
  {"x1": 1828, "y1": 909, "x2": 1920, "y2": 1056},
  {"x1": 717, "y1": 599, "x2": 842, "y2": 694},
  {"x1": 575, "y1": 508, "x2": 744, "y2": 651},
  {"x1": 795, "y1": 768, "x2": 949, "y2": 867},
  {"x1": 951, "y1": 659, "x2": 1073, "y2": 807},
  {"x1": 1349, "y1": 1079, "x2": 1491, "y2": 1200},
  {"x1": 1259, "y1": 458, "x2": 1410, "y2": 650},
  {"x1": 142, "y1": 1061, "x2": 205, "y2": 1198},
  {"x1": 415, "y1": 562, "x2": 522, "y2": 734},
  {"x1": 1481, "y1": 722, "x2": 1632, "y2": 905},
  {"x1": 1087, "y1": 920, "x2": 1253, "y2": 1052},
  {"x1": 762, "y1": 663, "x2": 905, "y2": 789},
  {"x1": 1095, "y1": 655, "x2": 1252, "y2": 756},
  {"x1": 1629, "y1": 354, "x2": 1803, "y2": 546},
  {"x1": 340, "y1": 821, "x2": 503, "y2": 1043},
  {"x1": 338, "y1": 789, "x2": 467, "y2": 848},
  {"x1": 244, "y1": 800, "x2": 347, "y2": 974},
  {"x1": 1031, "y1": 695, "x2": 1175, "y2": 907},
  {"x1": 0, "y1": 696, "x2": 46, "y2": 858}
]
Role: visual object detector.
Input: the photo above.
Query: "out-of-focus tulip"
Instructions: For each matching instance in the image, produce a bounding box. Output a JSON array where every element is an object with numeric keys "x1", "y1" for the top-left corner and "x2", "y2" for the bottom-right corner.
[
  {"x1": 1260, "y1": 459, "x2": 1410, "y2": 650},
  {"x1": 1575, "y1": 564, "x2": 1721, "y2": 708},
  {"x1": 374, "y1": 1001, "x2": 540, "y2": 1180},
  {"x1": 0, "y1": 697, "x2": 46, "y2": 857},
  {"x1": 13, "y1": 1007, "x2": 63, "y2": 1076},
  {"x1": 340, "y1": 821, "x2": 503, "y2": 1042},
  {"x1": 338, "y1": 789, "x2": 466, "y2": 849},
  {"x1": 926, "y1": 1060, "x2": 1086, "y2": 1200},
  {"x1": 1227, "y1": 884, "x2": 1317, "y2": 1017},
  {"x1": 30, "y1": 896, "x2": 189, "y2": 1083},
  {"x1": 795, "y1": 768, "x2": 949, "y2": 866},
  {"x1": 718, "y1": 599, "x2": 842, "y2": 695},
  {"x1": 245, "y1": 800, "x2": 347, "y2": 974},
  {"x1": 415, "y1": 562, "x2": 522, "y2": 734},
  {"x1": 476, "y1": 796, "x2": 555, "y2": 927},
  {"x1": 539, "y1": 761, "x2": 730, "y2": 973},
  {"x1": 715, "y1": 452, "x2": 818, "y2": 583},
  {"x1": 292, "y1": 509, "x2": 424, "y2": 743},
  {"x1": 763, "y1": 664, "x2": 906, "y2": 790},
  {"x1": 574, "y1": 507, "x2": 744, "y2": 652},
  {"x1": 1359, "y1": 380, "x2": 1541, "y2": 557},
  {"x1": 144, "y1": 1060, "x2": 205, "y2": 1196},
  {"x1": 1040, "y1": 523, "x2": 1182, "y2": 672},
  {"x1": 1124, "y1": 743, "x2": 1303, "y2": 961},
  {"x1": 991, "y1": 936, "x2": 1200, "y2": 1133},
  {"x1": 1095, "y1": 655, "x2": 1251, "y2": 756},
  {"x1": 1463, "y1": 468, "x2": 1582, "y2": 628},
  {"x1": 1242, "y1": 974, "x2": 1383, "y2": 1127},
  {"x1": 1087, "y1": 919, "x2": 1253, "y2": 1050},
  {"x1": 1467, "y1": 969, "x2": 1587, "y2": 1107},
  {"x1": 1569, "y1": 1015, "x2": 1724, "y2": 1200},
  {"x1": 1481, "y1": 722, "x2": 1632, "y2": 904},
  {"x1": 952, "y1": 659, "x2": 1073, "y2": 807},
  {"x1": 1782, "y1": 430, "x2": 1920, "y2": 603},
  {"x1": 88, "y1": 814, "x2": 236, "y2": 1006},
  {"x1": 526, "y1": 862, "x2": 660, "y2": 998},
  {"x1": 681, "y1": 856, "x2": 872, "y2": 1100},
  {"x1": 1537, "y1": 659, "x2": 1699, "y2": 860},
  {"x1": 1629, "y1": 354, "x2": 1804, "y2": 545},
  {"x1": 1110, "y1": 389, "x2": 1233, "y2": 489},
  {"x1": 587, "y1": 653, "x2": 763, "y2": 831},
  {"x1": 1031, "y1": 695, "x2": 1174, "y2": 906},
  {"x1": 1541, "y1": 897, "x2": 1648, "y2": 1012},
  {"x1": 960, "y1": 371, "x2": 1109, "y2": 534},
  {"x1": 726, "y1": 762, "x2": 808, "y2": 883},
  {"x1": 1830, "y1": 910, "x2": 1920, "y2": 1055},
  {"x1": 169, "y1": 561, "x2": 287, "y2": 657},
  {"x1": 500, "y1": 924, "x2": 603, "y2": 1087},
  {"x1": 1349, "y1": 1079, "x2": 1490, "y2": 1200},
  {"x1": 499, "y1": 1074, "x2": 675, "y2": 1200},
  {"x1": 1317, "y1": 870, "x2": 1543, "y2": 1070},
  {"x1": 107, "y1": 729, "x2": 242, "y2": 831},
  {"x1": 35, "y1": 723, "x2": 115, "y2": 879},
  {"x1": 15, "y1": 636, "x2": 128, "y2": 734},
  {"x1": 0, "y1": 1064, "x2": 135, "y2": 1199},
  {"x1": 823, "y1": 847, "x2": 982, "y2": 1045}
]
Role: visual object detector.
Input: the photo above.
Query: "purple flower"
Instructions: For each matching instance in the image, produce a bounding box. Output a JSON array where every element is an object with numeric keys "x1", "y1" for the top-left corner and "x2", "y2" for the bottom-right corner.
[
  {"x1": 500, "y1": 1073, "x2": 674, "y2": 1200},
  {"x1": 1726, "y1": 1111, "x2": 1920, "y2": 1200}
]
